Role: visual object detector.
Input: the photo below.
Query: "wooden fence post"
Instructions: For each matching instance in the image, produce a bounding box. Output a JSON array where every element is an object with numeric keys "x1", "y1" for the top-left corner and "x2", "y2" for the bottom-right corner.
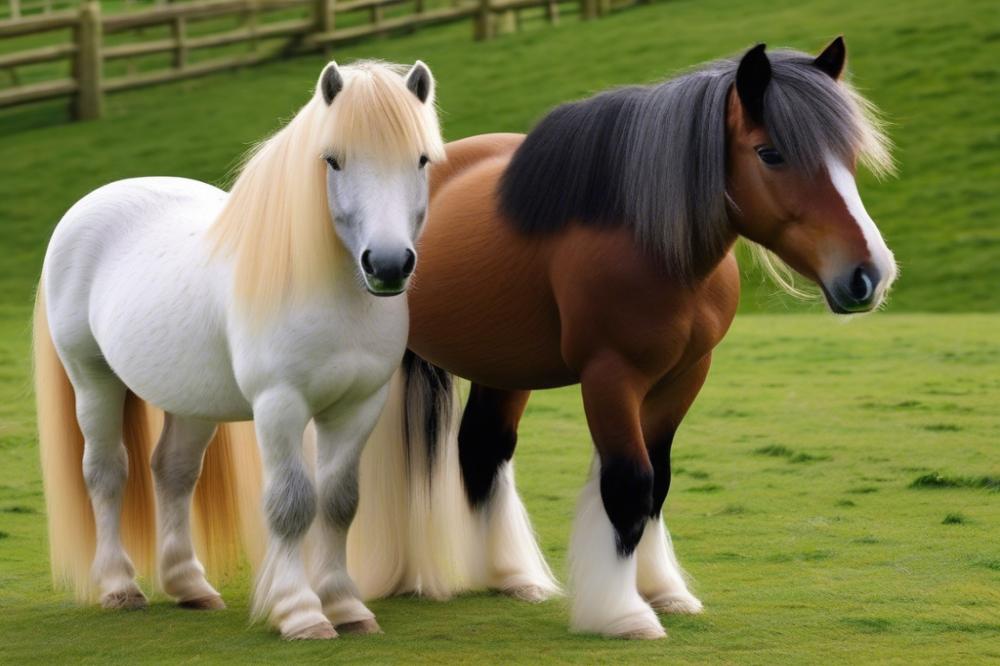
[
  {"x1": 473, "y1": 0, "x2": 492, "y2": 40},
  {"x1": 171, "y1": 16, "x2": 187, "y2": 70},
  {"x1": 313, "y1": 0, "x2": 333, "y2": 56},
  {"x1": 495, "y1": 7, "x2": 516, "y2": 35},
  {"x1": 545, "y1": 0, "x2": 558, "y2": 26},
  {"x1": 74, "y1": 0, "x2": 102, "y2": 120}
]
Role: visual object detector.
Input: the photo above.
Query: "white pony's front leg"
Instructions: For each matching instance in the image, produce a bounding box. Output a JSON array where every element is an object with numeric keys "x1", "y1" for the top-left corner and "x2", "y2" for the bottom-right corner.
[
  {"x1": 309, "y1": 389, "x2": 387, "y2": 635},
  {"x1": 637, "y1": 515, "x2": 703, "y2": 614},
  {"x1": 151, "y1": 414, "x2": 224, "y2": 609},
  {"x1": 569, "y1": 459, "x2": 663, "y2": 639},
  {"x1": 251, "y1": 389, "x2": 333, "y2": 640}
]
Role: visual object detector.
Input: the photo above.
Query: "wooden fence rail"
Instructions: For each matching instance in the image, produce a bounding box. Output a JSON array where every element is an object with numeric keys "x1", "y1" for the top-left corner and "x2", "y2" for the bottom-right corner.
[{"x1": 0, "y1": 0, "x2": 627, "y2": 120}]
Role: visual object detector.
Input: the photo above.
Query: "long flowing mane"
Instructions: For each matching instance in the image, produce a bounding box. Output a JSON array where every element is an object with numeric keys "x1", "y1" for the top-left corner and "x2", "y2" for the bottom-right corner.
[
  {"x1": 498, "y1": 49, "x2": 892, "y2": 282},
  {"x1": 210, "y1": 60, "x2": 444, "y2": 321}
]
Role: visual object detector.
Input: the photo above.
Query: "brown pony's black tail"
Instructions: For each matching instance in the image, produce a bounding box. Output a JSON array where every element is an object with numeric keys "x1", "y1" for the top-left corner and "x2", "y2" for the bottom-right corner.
[{"x1": 401, "y1": 350, "x2": 454, "y2": 479}]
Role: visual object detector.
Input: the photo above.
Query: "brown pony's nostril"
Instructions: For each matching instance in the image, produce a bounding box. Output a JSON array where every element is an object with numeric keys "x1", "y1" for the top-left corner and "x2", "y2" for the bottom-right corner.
[{"x1": 849, "y1": 264, "x2": 879, "y2": 303}]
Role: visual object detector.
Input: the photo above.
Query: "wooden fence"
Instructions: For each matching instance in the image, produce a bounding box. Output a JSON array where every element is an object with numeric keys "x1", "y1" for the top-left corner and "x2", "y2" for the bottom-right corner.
[{"x1": 0, "y1": 0, "x2": 637, "y2": 120}]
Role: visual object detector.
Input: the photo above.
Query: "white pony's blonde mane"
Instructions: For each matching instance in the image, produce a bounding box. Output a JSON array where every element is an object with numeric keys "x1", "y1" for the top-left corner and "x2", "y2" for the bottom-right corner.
[{"x1": 209, "y1": 60, "x2": 445, "y2": 321}]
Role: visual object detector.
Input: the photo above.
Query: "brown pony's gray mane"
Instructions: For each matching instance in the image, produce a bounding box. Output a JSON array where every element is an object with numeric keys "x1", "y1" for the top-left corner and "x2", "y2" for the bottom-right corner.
[{"x1": 498, "y1": 48, "x2": 891, "y2": 282}]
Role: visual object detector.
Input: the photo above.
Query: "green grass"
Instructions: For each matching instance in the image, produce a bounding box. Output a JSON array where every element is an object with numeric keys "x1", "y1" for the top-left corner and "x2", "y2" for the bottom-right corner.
[
  {"x1": 1, "y1": 313, "x2": 998, "y2": 663},
  {"x1": 1, "y1": 0, "x2": 999, "y2": 662}
]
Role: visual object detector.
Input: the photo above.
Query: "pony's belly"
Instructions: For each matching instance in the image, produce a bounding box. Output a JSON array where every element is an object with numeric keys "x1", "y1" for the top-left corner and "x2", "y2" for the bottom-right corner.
[
  {"x1": 407, "y1": 273, "x2": 574, "y2": 389},
  {"x1": 94, "y1": 273, "x2": 252, "y2": 421}
]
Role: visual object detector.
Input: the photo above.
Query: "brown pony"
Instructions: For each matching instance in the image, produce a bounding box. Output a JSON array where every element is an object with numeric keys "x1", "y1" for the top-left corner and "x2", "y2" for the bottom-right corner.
[{"x1": 218, "y1": 39, "x2": 897, "y2": 639}]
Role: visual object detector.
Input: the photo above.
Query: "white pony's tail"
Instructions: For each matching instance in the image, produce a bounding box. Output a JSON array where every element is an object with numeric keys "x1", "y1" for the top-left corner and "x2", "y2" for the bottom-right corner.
[
  {"x1": 347, "y1": 351, "x2": 481, "y2": 599},
  {"x1": 189, "y1": 422, "x2": 266, "y2": 579},
  {"x1": 35, "y1": 281, "x2": 262, "y2": 601},
  {"x1": 34, "y1": 282, "x2": 157, "y2": 601}
]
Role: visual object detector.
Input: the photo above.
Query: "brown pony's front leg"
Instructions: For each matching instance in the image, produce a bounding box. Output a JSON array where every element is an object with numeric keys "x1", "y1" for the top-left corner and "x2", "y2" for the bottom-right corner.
[
  {"x1": 458, "y1": 385, "x2": 530, "y2": 507},
  {"x1": 636, "y1": 354, "x2": 713, "y2": 615},
  {"x1": 569, "y1": 353, "x2": 665, "y2": 639},
  {"x1": 457, "y1": 384, "x2": 560, "y2": 601}
]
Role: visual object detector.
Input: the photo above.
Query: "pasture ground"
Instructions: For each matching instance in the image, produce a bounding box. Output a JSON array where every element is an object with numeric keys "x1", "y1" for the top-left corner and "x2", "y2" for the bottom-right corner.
[
  {"x1": 0, "y1": 313, "x2": 998, "y2": 663},
  {"x1": 0, "y1": 0, "x2": 997, "y2": 662}
]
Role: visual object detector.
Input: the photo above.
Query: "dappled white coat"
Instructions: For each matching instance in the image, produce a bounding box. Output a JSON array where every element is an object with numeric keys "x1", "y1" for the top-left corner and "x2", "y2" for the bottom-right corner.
[{"x1": 35, "y1": 59, "x2": 445, "y2": 641}]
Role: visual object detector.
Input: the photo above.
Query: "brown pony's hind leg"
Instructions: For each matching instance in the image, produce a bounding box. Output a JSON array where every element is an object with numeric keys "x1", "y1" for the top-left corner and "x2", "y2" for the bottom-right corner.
[
  {"x1": 458, "y1": 384, "x2": 560, "y2": 601},
  {"x1": 569, "y1": 355, "x2": 664, "y2": 639},
  {"x1": 637, "y1": 354, "x2": 713, "y2": 615}
]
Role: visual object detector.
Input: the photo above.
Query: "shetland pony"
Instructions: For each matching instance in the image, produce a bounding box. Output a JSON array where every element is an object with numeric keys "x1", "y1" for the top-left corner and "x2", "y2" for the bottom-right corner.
[
  {"x1": 193, "y1": 39, "x2": 895, "y2": 639},
  {"x1": 33, "y1": 59, "x2": 444, "y2": 640},
  {"x1": 339, "y1": 38, "x2": 898, "y2": 639}
]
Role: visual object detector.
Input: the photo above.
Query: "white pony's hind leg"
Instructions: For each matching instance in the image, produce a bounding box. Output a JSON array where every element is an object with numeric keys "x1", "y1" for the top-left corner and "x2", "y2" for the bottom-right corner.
[
  {"x1": 636, "y1": 515, "x2": 703, "y2": 614},
  {"x1": 477, "y1": 462, "x2": 560, "y2": 601},
  {"x1": 569, "y1": 458, "x2": 663, "y2": 639},
  {"x1": 68, "y1": 361, "x2": 147, "y2": 609},
  {"x1": 151, "y1": 414, "x2": 224, "y2": 609}
]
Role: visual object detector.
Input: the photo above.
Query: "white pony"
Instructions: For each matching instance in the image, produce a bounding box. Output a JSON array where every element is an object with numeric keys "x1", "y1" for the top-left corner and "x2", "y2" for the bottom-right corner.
[{"x1": 33, "y1": 59, "x2": 444, "y2": 640}]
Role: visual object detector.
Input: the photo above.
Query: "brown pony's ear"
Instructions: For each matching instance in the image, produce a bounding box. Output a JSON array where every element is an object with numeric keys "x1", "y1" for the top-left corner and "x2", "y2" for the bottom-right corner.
[
  {"x1": 736, "y1": 43, "x2": 771, "y2": 126},
  {"x1": 814, "y1": 36, "x2": 846, "y2": 80}
]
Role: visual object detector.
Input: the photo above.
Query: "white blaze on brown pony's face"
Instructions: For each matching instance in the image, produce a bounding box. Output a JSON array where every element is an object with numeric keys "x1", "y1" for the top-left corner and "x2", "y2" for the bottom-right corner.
[{"x1": 725, "y1": 39, "x2": 897, "y2": 314}]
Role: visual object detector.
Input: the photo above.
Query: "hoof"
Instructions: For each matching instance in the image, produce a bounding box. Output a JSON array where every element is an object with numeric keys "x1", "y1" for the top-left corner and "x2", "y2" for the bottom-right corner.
[
  {"x1": 179, "y1": 595, "x2": 226, "y2": 611},
  {"x1": 503, "y1": 584, "x2": 553, "y2": 604},
  {"x1": 285, "y1": 621, "x2": 338, "y2": 640},
  {"x1": 649, "y1": 593, "x2": 703, "y2": 615},
  {"x1": 101, "y1": 589, "x2": 148, "y2": 610},
  {"x1": 619, "y1": 623, "x2": 668, "y2": 640},
  {"x1": 335, "y1": 618, "x2": 382, "y2": 635}
]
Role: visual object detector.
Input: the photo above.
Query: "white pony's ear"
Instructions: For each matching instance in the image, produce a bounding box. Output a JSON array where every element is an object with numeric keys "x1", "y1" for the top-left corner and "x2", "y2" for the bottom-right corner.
[
  {"x1": 319, "y1": 61, "x2": 343, "y2": 105},
  {"x1": 405, "y1": 60, "x2": 434, "y2": 105}
]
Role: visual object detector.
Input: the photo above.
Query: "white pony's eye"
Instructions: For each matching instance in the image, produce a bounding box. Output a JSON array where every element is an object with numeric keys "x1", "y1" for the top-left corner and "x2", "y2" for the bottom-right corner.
[
  {"x1": 419, "y1": 155, "x2": 429, "y2": 169},
  {"x1": 326, "y1": 156, "x2": 341, "y2": 171}
]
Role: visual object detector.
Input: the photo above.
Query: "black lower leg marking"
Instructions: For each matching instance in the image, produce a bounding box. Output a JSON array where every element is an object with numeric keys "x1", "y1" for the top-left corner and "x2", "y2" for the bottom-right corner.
[
  {"x1": 265, "y1": 464, "x2": 317, "y2": 540},
  {"x1": 648, "y1": 429, "x2": 675, "y2": 519},
  {"x1": 458, "y1": 398, "x2": 517, "y2": 509},
  {"x1": 600, "y1": 457, "x2": 653, "y2": 557},
  {"x1": 321, "y1": 466, "x2": 359, "y2": 529}
]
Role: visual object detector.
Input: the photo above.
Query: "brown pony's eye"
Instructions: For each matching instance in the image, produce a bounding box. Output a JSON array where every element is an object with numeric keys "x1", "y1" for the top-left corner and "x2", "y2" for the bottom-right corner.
[
  {"x1": 419, "y1": 155, "x2": 429, "y2": 168},
  {"x1": 755, "y1": 146, "x2": 785, "y2": 167},
  {"x1": 325, "y1": 156, "x2": 341, "y2": 171}
]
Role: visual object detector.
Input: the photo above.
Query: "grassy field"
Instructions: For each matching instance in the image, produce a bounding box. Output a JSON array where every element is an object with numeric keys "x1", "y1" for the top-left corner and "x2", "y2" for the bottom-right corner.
[
  {"x1": 1, "y1": 314, "x2": 998, "y2": 663},
  {"x1": 1, "y1": 0, "x2": 998, "y2": 662}
]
